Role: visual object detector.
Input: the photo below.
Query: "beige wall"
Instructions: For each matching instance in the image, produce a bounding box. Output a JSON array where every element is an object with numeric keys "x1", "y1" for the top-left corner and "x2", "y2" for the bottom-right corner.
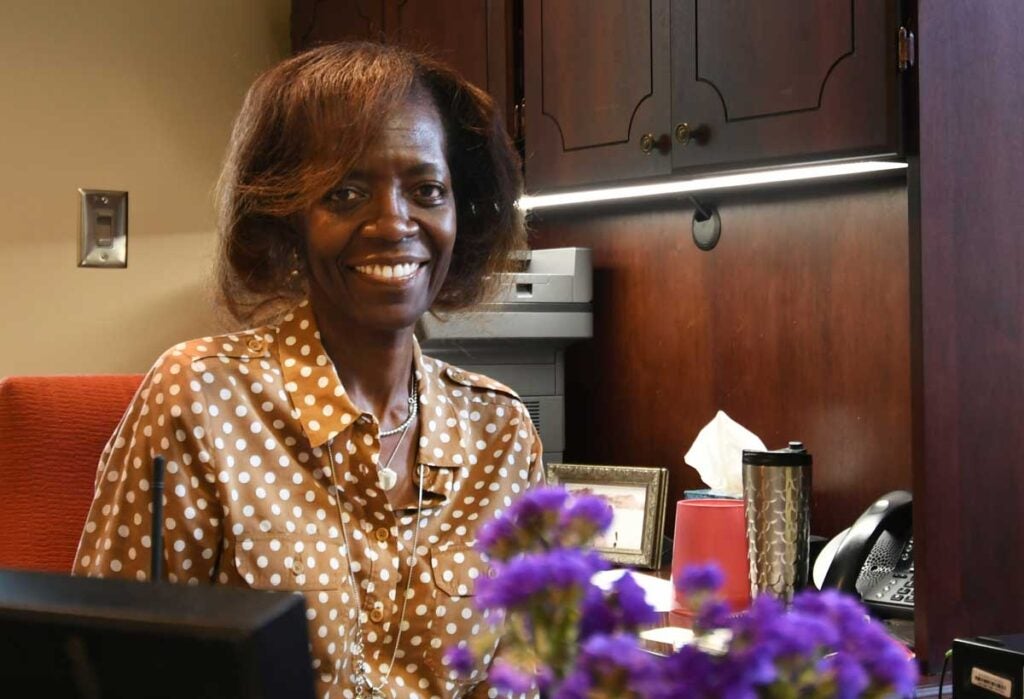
[{"x1": 0, "y1": 0, "x2": 290, "y2": 376}]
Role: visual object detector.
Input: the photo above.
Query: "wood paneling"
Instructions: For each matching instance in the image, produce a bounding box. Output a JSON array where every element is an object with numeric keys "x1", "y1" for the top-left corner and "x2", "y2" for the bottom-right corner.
[
  {"x1": 292, "y1": 0, "x2": 385, "y2": 48},
  {"x1": 529, "y1": 179, "x2": 912, "y2": 540},
  {"x1": 393, "y1": 0, "x2": 496, "y2": 98},
  {"x1": 291, "y1": 0, "x2": 513, "y2": 131},
  {"x1": 911, "y1": 0, "x2": 1024, "y2": 670}
]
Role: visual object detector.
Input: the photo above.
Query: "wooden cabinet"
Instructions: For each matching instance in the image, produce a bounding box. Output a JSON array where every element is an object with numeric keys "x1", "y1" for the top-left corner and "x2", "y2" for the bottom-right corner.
[
  {"x1": 669, "y1": 0, "x2": 902, "y2": 172},
  {"x1": 291, "y1": 0, "x2": 514, "y2": 127},
  {"x1": 523, "y1": 0, "x2": 905, "y2": 191},
  {"x1": 522, "y1": 0, "x2": 672, "y2": 191}
]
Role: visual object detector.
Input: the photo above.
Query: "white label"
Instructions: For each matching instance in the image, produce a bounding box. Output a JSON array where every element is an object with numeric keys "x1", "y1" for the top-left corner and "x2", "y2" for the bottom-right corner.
[{"x1": 970, "y1": 667, "x2": 1013, "y2": 698}]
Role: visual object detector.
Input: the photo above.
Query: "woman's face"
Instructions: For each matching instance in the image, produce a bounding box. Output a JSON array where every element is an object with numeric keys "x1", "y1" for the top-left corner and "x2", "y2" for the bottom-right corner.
[{"x1": 302, "y1": 92, "x2": 456, "y2": 334}]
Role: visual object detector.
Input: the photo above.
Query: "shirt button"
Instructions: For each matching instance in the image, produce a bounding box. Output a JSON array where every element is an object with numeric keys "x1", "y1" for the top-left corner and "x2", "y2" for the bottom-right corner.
[
  {"x1": 290, "y1": 560, "x2": 305, "y2": 576},
  {"x1": 374, "y1": 528, "x2": 390, "y2": 542},
  {"x1": 246, "y1": 336, "x2": 265, "y2": 353},
  {"x1": 369, "y1": 602, "x2": 385, "y2": 623}
]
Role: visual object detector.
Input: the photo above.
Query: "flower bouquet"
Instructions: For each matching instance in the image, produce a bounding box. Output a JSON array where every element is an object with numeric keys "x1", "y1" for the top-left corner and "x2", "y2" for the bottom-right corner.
[{"x1": 446, "y1": 487, "x2": 918, "y2": 698}]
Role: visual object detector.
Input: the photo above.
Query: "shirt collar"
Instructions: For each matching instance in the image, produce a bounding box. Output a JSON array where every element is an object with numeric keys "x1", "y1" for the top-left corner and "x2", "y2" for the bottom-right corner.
[
  {"x1": 414, "y1": 351, "x2": 471, "y2": 471},
  {"x1": 276, "y1": 300, "x2": 362, "y2": 448},
  {"x1": 275, "y1": 301, "x2": 470, "y2": 473}
]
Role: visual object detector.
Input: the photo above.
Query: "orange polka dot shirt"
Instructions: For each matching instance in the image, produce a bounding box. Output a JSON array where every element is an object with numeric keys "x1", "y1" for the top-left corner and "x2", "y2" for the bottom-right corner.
[{"x1": 74, "y1": 300, "x2": 545, "y2": 699}]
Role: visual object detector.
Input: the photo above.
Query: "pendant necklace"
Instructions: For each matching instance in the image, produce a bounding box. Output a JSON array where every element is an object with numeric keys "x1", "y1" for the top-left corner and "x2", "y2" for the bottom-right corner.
[
  {"x1": 326, "y1": 441, "x2": 425, "y2": 698},
  {"x1": 375, "y1": 371, "x2": 418, "y2": 492}
]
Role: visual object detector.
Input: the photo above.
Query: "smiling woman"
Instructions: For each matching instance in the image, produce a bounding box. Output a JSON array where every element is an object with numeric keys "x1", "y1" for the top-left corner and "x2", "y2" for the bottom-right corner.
[
  {"x1": 302, "y1": 90, "x2": 457, "y2": 335},
  {"x1": 216, "y1": 42, "x2": 524, "y2": 327},
  {"x1": 73, "y1": 42, "x2": 541, "y2": 699}
]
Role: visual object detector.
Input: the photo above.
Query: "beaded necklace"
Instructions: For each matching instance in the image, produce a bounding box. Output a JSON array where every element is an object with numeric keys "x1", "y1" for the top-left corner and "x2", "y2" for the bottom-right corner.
[{"x1": 326, "y1": 439, "x2": 424, "y2": 698}]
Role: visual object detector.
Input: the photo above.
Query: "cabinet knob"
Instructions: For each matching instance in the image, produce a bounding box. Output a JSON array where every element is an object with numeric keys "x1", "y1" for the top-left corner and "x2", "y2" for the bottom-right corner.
[
  {"x1": 674, "y1": 122, "x2": 708, "y2": 146},
  {"x1": 640, "y1": 133, "x2": 670, "y2": 154}
]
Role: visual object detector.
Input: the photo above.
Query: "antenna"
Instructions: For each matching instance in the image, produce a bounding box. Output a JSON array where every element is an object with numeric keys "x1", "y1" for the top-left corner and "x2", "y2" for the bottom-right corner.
[{"x1": 150, "y1": 455, "x2": 165, "y2": 582}]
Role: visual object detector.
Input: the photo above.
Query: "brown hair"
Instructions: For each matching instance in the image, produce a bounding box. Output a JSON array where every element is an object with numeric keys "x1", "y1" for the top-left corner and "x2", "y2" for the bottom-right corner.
[{"x1": 215, "y1": 42, "x2": 525, "y2": 325}]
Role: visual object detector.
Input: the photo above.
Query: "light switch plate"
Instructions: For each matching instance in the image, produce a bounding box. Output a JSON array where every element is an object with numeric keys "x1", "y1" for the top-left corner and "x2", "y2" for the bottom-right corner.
[{"x1": 78, "y1": 189, "x2": 127, "y2": 268}]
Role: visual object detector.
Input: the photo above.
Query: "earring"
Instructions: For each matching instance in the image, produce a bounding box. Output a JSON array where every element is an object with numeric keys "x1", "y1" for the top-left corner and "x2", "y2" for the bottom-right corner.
[{"x1": 287, "y1": 249, "x2": 303, "y2": 287}]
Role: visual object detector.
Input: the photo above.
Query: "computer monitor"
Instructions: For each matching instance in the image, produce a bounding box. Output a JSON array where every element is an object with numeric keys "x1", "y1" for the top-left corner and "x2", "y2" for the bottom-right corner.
[{"x1": 0, "y1": 569, "x2": 315, "y2": 698}]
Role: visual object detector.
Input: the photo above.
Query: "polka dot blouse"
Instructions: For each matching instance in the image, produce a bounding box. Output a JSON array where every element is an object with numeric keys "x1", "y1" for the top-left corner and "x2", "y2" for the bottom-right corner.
[{"x1": 74, "y1": 300, "x2": 544, "y2": 699}]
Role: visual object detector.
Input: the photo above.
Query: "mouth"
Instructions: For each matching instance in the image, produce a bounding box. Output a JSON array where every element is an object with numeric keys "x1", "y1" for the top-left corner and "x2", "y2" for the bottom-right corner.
[{"x1": 350, "y1": 260, "x2": 427, "y2": 283}]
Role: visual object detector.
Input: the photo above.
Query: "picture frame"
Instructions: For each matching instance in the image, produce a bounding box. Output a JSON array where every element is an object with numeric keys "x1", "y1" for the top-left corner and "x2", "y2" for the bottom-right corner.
[{"x1": 546, "y1": 463, "x2": 669, "y2": 569}]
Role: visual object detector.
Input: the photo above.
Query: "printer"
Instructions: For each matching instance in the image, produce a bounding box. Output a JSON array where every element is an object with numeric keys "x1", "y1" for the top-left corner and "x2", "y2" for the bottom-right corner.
[{"x1": 418, "y1": 247, "x2": 592, "y2": 465}]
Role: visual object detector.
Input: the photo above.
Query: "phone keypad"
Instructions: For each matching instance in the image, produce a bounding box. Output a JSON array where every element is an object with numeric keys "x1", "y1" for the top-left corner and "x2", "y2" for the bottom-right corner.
[{"x1": 870, "y1": 538, "x2": 914, "y2": 609}]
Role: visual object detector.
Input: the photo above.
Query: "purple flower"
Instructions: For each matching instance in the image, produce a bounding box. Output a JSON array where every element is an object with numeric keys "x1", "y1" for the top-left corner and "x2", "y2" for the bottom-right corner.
[
  {"x1": 488, "y1": 659, "x2": 535, "y2": 694},
  {"x1": 792, "y1": 588, "x2": 869, "y2": 630},
  {"x1": 443, "y1": 644, "x2": 475, "y2": 676},
  {"x1": 611, "y1": 573, "x2": 659, "y2": 628},
  {"x1": 476, "y1": 548, "x2": 608, "y2": 611},
  {"x1": 578, "y1": 585, "x2": 617, "y2": 639},
  {"x1": 476, "y1": 487, "x2": 569, "y2": 559},
  {"x1": 579, "y1": 573, "x2": 658, "y2": 640},
  {"x1": 508, "y1": 486, "x2": 568, "y2": 532},
  {"x1": 821, "y1": 653, "x2": 870, "y2": 699},
  {"x1": 554, "y1": 634, "x2": 663, "y2": 699},
  {"x1": 452, "y1": 487, "x2": 920, "y2": 699},
  {"x1": 677, "y1": 563, "x2": 725, "y2": 596},
  {"x1": 661, "y1": 645, "x2": 762, "y2": 699},
  {"x1": 558, "y1": 495, "x2": 613, "y2": 545},
  {"x1": 476, "y1": 514, "x2": 520, "y2": 560},
  {"x1": 790, "y1": 588, "x2": 918, "y2": 694},
  {"x1": 694, "y1": 599, "x2": 733, "y2": 632},
  {"x1": 860, "y1": 642, "x2": 919, "y2": 695}
]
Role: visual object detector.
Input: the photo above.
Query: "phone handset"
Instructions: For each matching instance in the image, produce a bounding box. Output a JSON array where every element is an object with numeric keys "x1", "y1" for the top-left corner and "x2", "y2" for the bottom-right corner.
[{"x1": 821, "y1": 490, "x2": 913, "y2": 593}]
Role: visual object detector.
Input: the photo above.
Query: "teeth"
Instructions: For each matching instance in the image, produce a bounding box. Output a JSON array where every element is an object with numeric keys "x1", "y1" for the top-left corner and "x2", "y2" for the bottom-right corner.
[{"x1": 354, "y1": 262, "x2": 420, "y2": 280}]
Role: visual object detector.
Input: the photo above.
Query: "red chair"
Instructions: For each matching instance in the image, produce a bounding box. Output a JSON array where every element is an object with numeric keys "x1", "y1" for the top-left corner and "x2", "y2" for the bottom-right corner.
[{"x1": 0, "y1": 374, "x2": 143, "y2": 572}]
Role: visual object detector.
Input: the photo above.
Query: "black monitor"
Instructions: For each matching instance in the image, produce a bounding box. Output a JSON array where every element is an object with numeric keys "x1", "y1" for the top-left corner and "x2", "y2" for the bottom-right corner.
[{"x1": 0, "y1": 569, "x2": 315, "y2": 699}]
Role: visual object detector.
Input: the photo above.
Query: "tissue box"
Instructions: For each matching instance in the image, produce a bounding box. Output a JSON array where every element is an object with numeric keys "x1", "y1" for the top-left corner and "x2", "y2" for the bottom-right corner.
[{"x1": 684, "y1": 488, "x2": 742, "y2": 501}]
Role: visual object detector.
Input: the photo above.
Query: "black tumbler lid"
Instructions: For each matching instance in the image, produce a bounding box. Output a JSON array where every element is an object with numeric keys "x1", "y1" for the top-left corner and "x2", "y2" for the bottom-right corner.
[{"x1": 742, "y1": 441, "x2": 812, "y2": 466}]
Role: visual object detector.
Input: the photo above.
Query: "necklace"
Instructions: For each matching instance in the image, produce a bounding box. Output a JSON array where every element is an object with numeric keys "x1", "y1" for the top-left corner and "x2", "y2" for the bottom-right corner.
[
  {"x1": 327, "y1": 440, "x2": 425, "y2": 698},
  {"x1": 378, "y1": 372, "x2": 418, "y2": 438},
  {"x1": 375, "y1": 371, "x2": 418, "y2": 491},
  {"x1": 376, "y1": 422, "x2": 409, "y2": 492}
]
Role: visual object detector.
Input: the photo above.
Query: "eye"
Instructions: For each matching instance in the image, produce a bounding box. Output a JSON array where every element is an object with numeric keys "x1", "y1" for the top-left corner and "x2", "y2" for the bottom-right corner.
[
  {"x1": 323, "y1": 186, "x2": 365, "y2": 209},
  {"x1": 412, "y1": 182, "x2": 448, "y2": 205}
]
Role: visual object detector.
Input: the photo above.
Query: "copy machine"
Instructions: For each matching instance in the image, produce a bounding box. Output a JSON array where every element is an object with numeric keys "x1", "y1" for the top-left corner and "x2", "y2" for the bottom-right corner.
[{"x1": 418, "y1": 247, "x2": 592, "y2": 465}]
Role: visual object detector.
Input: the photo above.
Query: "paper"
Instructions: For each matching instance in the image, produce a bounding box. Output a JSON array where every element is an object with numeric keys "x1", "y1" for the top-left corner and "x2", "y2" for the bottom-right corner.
[
  {"x1": 640, "y1": 626, "x2": 732, "y2": 653},
  {"x1": 640, "y1": 625, "x2": 694, "y2": 649},
  {"x1": 683, "y1": 410, "x2": 766, "y2": 497}
]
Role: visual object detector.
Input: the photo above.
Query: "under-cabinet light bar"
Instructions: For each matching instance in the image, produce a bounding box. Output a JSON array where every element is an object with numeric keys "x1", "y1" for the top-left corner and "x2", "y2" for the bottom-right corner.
[{"x1": 517, "y1": 160, "x2": 908, "y2": 211}]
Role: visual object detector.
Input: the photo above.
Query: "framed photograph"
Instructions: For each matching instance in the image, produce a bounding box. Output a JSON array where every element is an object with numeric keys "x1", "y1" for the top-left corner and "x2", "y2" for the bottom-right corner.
[{"x1": 546, "y1": 463, "x2": 669, "y2": 569}]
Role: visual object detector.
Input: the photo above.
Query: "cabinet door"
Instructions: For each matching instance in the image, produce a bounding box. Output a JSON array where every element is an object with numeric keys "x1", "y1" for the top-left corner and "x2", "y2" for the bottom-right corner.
[
  {"x1": 669, "y1": 0, "x2": 902, "y2": 172},
  {"x1": 291, "y1": 1, "x2": 511, "y2": 126},
  {"x1": 523, "y1": 0, "x2": 672, "y2": 192}
]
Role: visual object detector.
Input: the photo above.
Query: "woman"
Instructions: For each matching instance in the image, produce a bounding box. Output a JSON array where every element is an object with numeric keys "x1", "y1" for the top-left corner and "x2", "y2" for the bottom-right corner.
[{"x1": 75, "y1": 42, "x2": 543, "y2": 699}]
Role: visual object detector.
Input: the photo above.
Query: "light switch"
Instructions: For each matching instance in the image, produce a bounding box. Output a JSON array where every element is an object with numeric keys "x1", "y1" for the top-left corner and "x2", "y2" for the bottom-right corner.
[{"x1": 78, "y1": 189, "x2": 127, "y2": 267}]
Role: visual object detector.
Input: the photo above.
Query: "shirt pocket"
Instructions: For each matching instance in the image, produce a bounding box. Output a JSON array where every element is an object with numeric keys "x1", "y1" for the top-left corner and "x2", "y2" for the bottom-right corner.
[
  {"x1": 419, "y1": 463, "x2": 460, "y2": 502},
  {"x1": 234, "y1": 534, "x2": 345, "y2": 591},
  {"x1": 424, "y1": 541, "x2": 497, "y2": 683},
  {"x1": 430, "y1": 540, "x2": 490, "y2": 597}
]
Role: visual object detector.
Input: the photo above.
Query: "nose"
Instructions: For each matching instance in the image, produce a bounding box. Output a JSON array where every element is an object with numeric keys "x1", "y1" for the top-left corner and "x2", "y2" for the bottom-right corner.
[{"x1": 362, "y1": 187, "x2": 417, "y2": 241}]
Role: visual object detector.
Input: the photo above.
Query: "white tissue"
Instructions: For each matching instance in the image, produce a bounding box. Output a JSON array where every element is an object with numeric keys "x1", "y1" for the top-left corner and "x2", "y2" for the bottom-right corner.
[{"x1": 684, "y1": 410, "x2": 766, "y2": 497}]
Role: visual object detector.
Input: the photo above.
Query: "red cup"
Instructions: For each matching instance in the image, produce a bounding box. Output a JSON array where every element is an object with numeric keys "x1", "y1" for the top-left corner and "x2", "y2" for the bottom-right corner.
[{"x1": 671, "y1": 499, "x2": 750, "y2": 620}]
